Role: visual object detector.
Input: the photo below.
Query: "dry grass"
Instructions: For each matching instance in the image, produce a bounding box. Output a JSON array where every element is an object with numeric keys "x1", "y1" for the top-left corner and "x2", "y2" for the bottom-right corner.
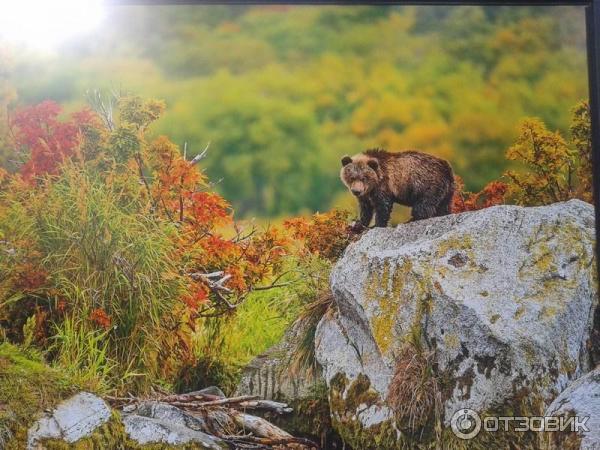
[
  {"x1": 288, "y1": 290, "x2": 334, "y2": 380},
  {"x1": 386, "y1": 341, "x2": 440, "y2": 433}
]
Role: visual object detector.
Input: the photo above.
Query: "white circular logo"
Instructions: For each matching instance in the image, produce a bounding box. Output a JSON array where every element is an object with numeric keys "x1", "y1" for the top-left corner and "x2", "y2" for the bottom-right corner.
[{"x1": 451, "y1": 408, "x2": 482, "y2": 440}]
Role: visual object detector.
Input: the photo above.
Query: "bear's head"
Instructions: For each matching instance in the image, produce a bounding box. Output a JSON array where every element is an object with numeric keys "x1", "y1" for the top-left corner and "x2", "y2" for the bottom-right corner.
[{"x1": 340, "y1": 154, "x2": 380, "y2": 197}]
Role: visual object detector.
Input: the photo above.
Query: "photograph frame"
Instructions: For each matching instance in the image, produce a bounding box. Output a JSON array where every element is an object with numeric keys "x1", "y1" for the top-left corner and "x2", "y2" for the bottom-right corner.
[{"x1": 1, "y1": 2, "x2": 598, "y2": 447}]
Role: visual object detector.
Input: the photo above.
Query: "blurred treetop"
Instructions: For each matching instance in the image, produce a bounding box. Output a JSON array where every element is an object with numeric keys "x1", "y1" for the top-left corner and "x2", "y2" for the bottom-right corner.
[{"x1": 0, "y1": 4, "x2": 588, "y2": 217}]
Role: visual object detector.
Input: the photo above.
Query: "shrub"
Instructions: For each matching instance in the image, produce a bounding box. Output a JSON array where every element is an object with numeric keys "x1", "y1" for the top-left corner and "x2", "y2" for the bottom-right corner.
[
  {"x1": 452, "y1": 99, "x2": 592, "y2": 212},
  {"x1": 570, "y1": 101, "x2": 593, "y2": 203},
  {"x1": 505, "y1": 100, "x2": 592, "y2": 205},
  {"x1": 284, "y1": 208, "x2": 354, "y2": 261},
  {"x1": 451, "y1": 175, "x2": 508, "y2": 213},
  {"x1": 0, "y1": 96, "x2": 293, "y2": 393}
]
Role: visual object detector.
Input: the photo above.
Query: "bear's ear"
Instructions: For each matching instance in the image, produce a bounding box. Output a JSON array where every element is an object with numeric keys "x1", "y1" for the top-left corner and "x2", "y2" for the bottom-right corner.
[
  {"x1": 341, "y1": 155, "x2": 353, "y2": 167},
  {"x1": 367, "y1": 159, "x2": 379, "y2": 171}
]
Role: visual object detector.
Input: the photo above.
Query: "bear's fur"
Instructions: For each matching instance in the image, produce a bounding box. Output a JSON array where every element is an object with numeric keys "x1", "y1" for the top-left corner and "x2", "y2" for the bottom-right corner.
[{"x1": 340, "y1": 149, "x2": 454, "y2": 227}]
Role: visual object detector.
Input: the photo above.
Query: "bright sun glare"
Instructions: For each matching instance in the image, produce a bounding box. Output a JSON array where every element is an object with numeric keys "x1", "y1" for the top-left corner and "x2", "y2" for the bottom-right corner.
[{"x1": 0, "y1": 0, "x2": 106, "y2": 52}]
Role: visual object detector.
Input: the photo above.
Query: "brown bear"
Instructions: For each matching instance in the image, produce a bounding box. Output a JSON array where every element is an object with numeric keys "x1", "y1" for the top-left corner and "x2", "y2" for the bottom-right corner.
[{"x1": 340, "y1": 148, "x2": 454, "y2": 227}]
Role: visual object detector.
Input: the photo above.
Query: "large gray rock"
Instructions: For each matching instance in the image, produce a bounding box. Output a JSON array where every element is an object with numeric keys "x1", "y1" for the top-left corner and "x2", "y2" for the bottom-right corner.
[
  {"x1": 315, "y1": 200, "x2": 598, "y2": 447},
  {"x1": 27, "y1": 392, "x2": 111, "y2": 449},
  {"x1": 122, "y1": 402, "x2": 228, "y2": 449},
  {"x1": 545, "y1": 365, "x2": 600, "y2": 450}
]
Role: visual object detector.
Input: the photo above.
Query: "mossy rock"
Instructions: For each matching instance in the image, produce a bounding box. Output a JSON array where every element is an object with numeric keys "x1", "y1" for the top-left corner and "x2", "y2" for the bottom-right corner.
[{"x1": 316, "y1": 201, "x2": 598, "y2": 449}]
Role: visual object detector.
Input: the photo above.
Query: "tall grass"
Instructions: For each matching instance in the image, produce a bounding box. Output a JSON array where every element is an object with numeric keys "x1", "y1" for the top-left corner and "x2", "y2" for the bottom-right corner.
[
  {"x1": 184, "y1": 275, "x2": 302, "y2": 394},
  {"x1": 217, "y1": 287, "x2": 302, "y2": 365},
  {"x1": 184, "y1": 254, "x2": 332, "y2": 394},
  {"x1": 49, "y1": 316, "x2": 116, "y2": 393},
  {"x1": 29, "y1": 164, "x2": 187, "y2": 392}
]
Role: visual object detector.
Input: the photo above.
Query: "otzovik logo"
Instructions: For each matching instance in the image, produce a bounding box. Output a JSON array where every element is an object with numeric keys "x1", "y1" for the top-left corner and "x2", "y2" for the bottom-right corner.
[
  {"x1": 451, "y1": 409, "x2": 482, "y2": 439},
  {"x1": 450, "y1": 408, "x2": 591, "y2": 440}
]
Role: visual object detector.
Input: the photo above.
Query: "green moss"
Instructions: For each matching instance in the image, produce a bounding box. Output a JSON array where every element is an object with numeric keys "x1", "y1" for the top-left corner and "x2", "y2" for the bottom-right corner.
[
  {"x1": 327, "y1": 369, "x2": 552, "y2": 449},
  {"x1": 520, "y1": 222, "x2": 591, "y2": 295},
  {"x1": 0, "y1": 342, "x2": 79, "y2": 449},
  {"x1": 331, "y1": 414, "x2": 400, "y2": 450},
  {"x1": 444, "y1": 333, "x2": 460, "y2": 350},
  {"x1": 266, "y1": 382, "x2": 343, "y2": 447},
  {"x1": 0, "y1": 344, "x2": 210, "y2": 449},
  {"x1": 539, "y1": 305, "x2": 558, "y2": 321},
  {"x1": 329, "y1": 373, "x2": 380, "y2": 417},
  {"x1": 344, "y1": 374, "x2": 379, "y2": 412},
  {"x1": 514, "y1": 306, "x2": 526, "y2": 319},
  {"x1": 328, "y1": 372, "x2": 403, "y2": 450}
]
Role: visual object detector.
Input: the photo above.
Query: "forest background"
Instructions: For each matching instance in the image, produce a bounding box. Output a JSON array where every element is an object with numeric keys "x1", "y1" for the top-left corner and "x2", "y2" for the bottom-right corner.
[{"x1": 0, "y1": 4, "x2": 589, "y2": 220}]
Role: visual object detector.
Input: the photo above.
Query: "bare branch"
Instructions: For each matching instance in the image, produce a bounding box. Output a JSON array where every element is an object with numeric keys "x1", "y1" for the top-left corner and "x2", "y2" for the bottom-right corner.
[
  {"x1": 85, "y1": 89, "x2": 118, "y2": 131},
  {"x1": 190, "y1": 141, "x2": 210, "y2": 166}
]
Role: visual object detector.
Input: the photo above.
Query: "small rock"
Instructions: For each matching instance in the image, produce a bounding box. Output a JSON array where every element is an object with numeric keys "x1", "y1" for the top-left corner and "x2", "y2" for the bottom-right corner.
[{"x1": 27, "y1": 392, "x2": 111, "y2": 449}]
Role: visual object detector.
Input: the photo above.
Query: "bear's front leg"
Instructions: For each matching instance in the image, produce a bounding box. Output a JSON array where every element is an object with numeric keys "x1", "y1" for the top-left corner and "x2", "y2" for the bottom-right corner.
[
  {"x1": 374, "y1": 194, "x2": 393, "y2": 227},
  {"x1": 358, "y1": 197, "x2": 374, "y2": 227}
]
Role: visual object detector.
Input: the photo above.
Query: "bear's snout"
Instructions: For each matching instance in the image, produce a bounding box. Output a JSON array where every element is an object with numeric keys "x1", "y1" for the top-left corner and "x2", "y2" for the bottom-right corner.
[{"x1": 351, "y1": 188, "x2": 362, "y2": 196}]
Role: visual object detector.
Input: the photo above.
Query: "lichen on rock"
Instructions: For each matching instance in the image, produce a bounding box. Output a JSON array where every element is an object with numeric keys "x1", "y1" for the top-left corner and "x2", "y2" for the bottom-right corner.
[{"x1": 315, "y1": 200, "x2": 598, "y2": 449}]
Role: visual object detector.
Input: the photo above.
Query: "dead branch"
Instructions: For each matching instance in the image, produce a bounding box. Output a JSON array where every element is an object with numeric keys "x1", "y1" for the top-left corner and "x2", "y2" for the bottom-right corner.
[
  {"x1": 190, "y1": 141, "x2": 210, "y2": 166},
  {"x1": 223, "y1": 435, "x2": 319, "y2": 449},
  {"x1": 191, "y1": 394, "x2": 260, "y2": 408},
  {"x1": 85, "y1": 88, "x2": 117, "y2": 131},
  {"x1": 106, "y1": 390, "x2": 317, "y2": 449},
  {"x1": 189, "y1": 271, "x2": 233, "y2": 293}
]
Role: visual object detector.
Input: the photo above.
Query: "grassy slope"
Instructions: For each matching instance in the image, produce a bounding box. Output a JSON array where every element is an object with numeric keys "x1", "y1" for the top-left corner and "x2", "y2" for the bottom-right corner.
[{"x1": 0, "y1": 342, "x2": 78, "y2": 448}]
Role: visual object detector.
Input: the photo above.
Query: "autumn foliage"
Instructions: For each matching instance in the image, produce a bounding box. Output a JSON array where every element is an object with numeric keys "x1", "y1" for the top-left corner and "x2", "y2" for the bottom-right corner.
[
  {"x1": 451, "y1": 176, "x2": 508, "y2": 213},
  {"x1": 501, "y1": 101, "x2": 592, "y2": 206},
  {"x1": 452, "y1": 100, "x2": 592, "y2": 213},
  {"x1": 0, "y1": 95, "x2": 593, "y2": 394},
  {"x1": 284, "y1": 209, "x2": 355, "y2": 261},
  {"x1": 0, "y1": 96, "x2": 293, "y2": 392},
  {"x1": 11, "y1": 101, "x2": 98, "y2": 182}
]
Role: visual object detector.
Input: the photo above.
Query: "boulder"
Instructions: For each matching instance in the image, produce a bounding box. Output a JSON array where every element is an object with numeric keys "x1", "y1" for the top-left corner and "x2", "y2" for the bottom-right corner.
[
  {"x1": 545, "y1": 365, "x2": 600, "y2": 449},
  {"x1": 27, "y1": 392, "x2": 111, "y2": 449},
  {"x1": 315, "y1": 200, "x2": 598, "y2": 448},
  {"x1": 122, "y1": 402, "x2": 228, "y2": 449}
]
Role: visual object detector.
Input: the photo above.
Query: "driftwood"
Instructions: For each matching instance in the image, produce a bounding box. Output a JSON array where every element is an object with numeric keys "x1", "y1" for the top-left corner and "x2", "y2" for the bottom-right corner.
[{"x1": 106, "y1": 391, "x2": 319, "y2": 450}]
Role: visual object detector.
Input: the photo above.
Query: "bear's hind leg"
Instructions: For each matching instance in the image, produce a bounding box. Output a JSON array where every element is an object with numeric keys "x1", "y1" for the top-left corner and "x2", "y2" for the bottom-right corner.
[
  {"x1": 434, "y1": 189, "x2": 453, "y2": 217},
  {"x1": 435, "y1": 203, "x2": 450, "y2": 216},
  {"x1": 411, "y1": 200, "x2": 438, "y2": 221}
]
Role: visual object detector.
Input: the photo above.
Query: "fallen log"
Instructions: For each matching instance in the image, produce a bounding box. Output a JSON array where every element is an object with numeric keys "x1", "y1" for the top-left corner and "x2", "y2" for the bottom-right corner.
[
  {"x1": 237, "y1": 399, "x2": 294, "y2": 415},
  {"x1": 230, "y1": 410, "x2": 292, "y2": 439},
  {"x1": 223, "y1": 435, "x2": 319, "y2": 449}
]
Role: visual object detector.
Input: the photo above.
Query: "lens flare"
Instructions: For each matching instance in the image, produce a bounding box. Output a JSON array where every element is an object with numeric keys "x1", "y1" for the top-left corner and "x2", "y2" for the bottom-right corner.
[{"x1": 0, "y1": 0, "x2": 105, "y2": 52}]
